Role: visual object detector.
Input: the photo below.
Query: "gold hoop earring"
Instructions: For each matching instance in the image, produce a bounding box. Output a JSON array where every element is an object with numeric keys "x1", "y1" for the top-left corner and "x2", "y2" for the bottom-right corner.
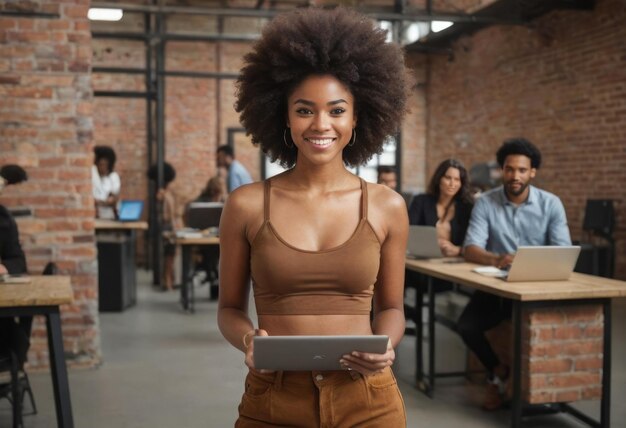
[
  {"x1": 348, "y1": 129, "x2": 356, "y2": 147},
  {"x1": 283, "y1": 128, "x2": 293, "y2": 148}
]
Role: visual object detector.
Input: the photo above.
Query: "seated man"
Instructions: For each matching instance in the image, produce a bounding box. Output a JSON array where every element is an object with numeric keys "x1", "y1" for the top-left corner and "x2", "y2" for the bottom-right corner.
[{"x1": 458, "y1": 138, "x2": 571, "y2": 410}]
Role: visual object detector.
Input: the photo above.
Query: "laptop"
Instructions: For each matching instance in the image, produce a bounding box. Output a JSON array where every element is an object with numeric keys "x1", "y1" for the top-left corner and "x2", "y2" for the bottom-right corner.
[
  {"x1": 186, "y1": 202, "x2": 223, "y2": 230},
  {"x1": 472, "y1": 245, "x2": 581, "y2": 282},
  {"x1": 406, "y1": 225, "x2": 443, "y2": 259},
  {"x1": 117, "y1": 200, "x2": 144, "y2": 221},
  {"x1": 254, "y1": 335, "x2": 389, "y2": 371}
]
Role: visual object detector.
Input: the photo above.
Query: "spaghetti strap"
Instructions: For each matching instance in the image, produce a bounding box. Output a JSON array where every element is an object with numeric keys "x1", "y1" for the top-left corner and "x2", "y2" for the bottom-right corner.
[
  {"x1": 360, "y1": 178, "x2": 368, "y2": 220},
  {"x1": 264, "y1": 179, "x2": 271, "y2": 222}
]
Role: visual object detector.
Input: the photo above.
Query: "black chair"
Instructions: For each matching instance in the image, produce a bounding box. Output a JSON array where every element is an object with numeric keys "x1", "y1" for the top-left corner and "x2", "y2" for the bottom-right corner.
[
  {"x1": 575, "y1": 199, "x2": 615, "y2": 278},
  {"x1": 0, "y1": 262, "x2": 57, "y2": 427}
]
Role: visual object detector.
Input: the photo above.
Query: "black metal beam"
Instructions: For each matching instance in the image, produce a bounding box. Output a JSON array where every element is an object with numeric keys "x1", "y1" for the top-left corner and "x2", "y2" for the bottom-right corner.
[
  {"x1": 91, "y1": 1, "x2": 528, "y2": 24},
  {"x1": 93, "y1": 90, "x2": 155, "y2": 98},
  {"x1": 0, "y1": 11, "x2": 60, "y2": 19},
  {"x1": 92, "y1": 31, "x2": 258, "y2": 42},
  {"x1": 93, "y1": 67, "x2": 238, "y2": 79}
]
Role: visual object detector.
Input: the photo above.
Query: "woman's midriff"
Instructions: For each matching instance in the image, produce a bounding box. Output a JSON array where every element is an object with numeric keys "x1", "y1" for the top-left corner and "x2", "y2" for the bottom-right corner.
[{"x1": 258, "y1": 314, "x2": 373, "y2": 336}]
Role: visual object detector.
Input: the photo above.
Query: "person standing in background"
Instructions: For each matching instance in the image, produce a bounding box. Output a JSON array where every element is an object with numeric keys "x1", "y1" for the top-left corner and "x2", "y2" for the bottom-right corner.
[
  {"x1": 216, "y1": 145, "x2": 252, "y2": 193},
  {"x1": 148, "y1": 162, "x2": 180, "y2": 291},
  {"x1": 92, "y1": 145, "x2": 121, "y2": 219}
]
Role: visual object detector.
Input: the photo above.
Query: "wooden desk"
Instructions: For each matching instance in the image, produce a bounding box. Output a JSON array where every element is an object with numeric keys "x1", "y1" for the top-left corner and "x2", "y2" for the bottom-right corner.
[
  {"x1": 94, "y1": 220, "x2": 148, "y2": 231},
  {"x1": 0, "y1": 275, "x2": 74, "y2": 427},
  {"x1": 95, "y1": 220, "x2": 148, "y2": 311},
  {"x1": 405, "y1": 258, "x2": 626, "y2": 428},
  {"x1": 174, "y1": 235, "x2": 219, "y2": 313}
]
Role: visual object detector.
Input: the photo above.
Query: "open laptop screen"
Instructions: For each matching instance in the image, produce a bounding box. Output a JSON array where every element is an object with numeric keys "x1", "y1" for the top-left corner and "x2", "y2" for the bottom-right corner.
[{"x1": 118, "y1": 200, "x2": 144, "y2": 221}]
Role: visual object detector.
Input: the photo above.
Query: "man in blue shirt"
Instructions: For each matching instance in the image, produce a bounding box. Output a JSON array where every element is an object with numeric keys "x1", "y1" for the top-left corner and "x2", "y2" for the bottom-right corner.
[
  {"x1": 460, "y1": 138, "x2": 571, "y2": 410},
  {"x1": 216, "y1": 145, "x2": 253, "y2": 193}
]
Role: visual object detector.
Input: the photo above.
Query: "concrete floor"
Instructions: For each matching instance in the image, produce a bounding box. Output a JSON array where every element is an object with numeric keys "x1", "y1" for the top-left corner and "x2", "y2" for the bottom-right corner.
[{"x1": 2, "y1": 269, "x2": 625, "y2": 427}]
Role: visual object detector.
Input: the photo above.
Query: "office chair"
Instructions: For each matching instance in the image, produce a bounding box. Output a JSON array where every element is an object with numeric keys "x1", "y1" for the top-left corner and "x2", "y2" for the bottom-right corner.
[
  {"x1": 576, "y1": 199, "x2": 615, "y2": 277},
  {"x1": 0, "y1": 262, "x2": 56, "y2": 427}
]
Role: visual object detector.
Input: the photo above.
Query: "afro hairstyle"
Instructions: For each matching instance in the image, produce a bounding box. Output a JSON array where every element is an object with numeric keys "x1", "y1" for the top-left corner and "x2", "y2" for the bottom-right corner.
[
  {"x1": 0, "y1": 164, "x2": 28, "y2": 185},
  {"x1": 235, "y1": 7, "x2": 412, "y2": 168},
  {"x1": 147, "y1": 162, "x2": 176, "y2": 186},
  {"x1": 496, "y1": 138, "x2": 542, "y2": 169},
  {"x1": 94, "y1": 145, "x2": 117, "y2": 172}
]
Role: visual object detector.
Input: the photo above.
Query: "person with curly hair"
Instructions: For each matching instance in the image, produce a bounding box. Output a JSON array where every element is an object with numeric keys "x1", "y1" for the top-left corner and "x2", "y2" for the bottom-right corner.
[
  {"x1": 217, "y1": 7, "x2": 412, "y2": 426},
  {"x1": 92, "y1": 145, "x2": 121, "y2": 219},
  {"x1": 148, "y1": 162, "x2": 180, "y2": 291},
  {"x1": 459, "y1": 138, "x2": 571, "y2": 410}
]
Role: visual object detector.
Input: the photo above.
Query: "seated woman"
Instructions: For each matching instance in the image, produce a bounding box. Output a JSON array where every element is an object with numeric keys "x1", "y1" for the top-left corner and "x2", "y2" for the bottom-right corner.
[
  {"x1": 409, "y1": 159, "x2": 473, "y2": 256},
  {"x1": 187, "y1": 175, "x2": 226, "y2": 298},
  {"x1": 406, "y1": 159, "x2": 473, "y2": 294}
]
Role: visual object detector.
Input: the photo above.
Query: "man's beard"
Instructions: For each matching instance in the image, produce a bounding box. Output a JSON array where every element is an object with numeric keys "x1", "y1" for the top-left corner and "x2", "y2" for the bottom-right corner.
[{"x1": 505, "y1": 180, "x2": 528, "y2": 197}]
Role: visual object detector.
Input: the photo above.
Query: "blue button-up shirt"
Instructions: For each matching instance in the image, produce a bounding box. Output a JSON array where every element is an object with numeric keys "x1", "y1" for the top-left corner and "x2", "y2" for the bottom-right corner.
[
  {"x1": 463, "y1": 185, "x2": 571, "y2": 255},
  {"x1": 228, "y1": 160, "x2": 253, "y2": 193}
]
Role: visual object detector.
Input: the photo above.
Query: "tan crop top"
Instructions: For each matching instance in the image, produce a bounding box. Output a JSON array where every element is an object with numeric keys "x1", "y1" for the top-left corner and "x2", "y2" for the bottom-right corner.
[{"x1": 250, "y1": 178, "x2": 381, "y2": 315}]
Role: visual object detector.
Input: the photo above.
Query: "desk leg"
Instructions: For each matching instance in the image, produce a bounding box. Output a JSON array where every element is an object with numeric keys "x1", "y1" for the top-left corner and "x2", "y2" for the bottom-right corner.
[
  {"x1": 416, "y1": 281, "x2": 424, "y2": 389},
  {"x1": 427, "y1": 276, "x2": 435, "y2": 397},
  {"x1": 46, "y1": 310, "x2": 74, "y2": 428},
  {"x1": 601, "y1": 299, "x2": 611, "y2": 427},
  {"x1": 181, "y1": 246, "x2": 193, "y2": 313},
  {"x1": 511, "y1": 300, "x2": 522, "y2": 428}
]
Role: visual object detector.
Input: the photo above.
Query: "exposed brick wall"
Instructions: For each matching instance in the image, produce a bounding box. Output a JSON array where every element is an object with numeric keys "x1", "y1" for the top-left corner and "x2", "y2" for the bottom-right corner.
[
  {"x1": 92, "y1": 19, "x2": 256, "y2": 243},
  {"x1": 469, "y1": 305, "x2": 603, "y2": 403},
  {"x1": 523, "y1": 305, "x2": 603, "y2": 403},
  {"x1": 401, "y1": 55, "x2": 427, "y2": 194},
  {"x1": 0, "y1": 0, "x2": 100, "y2": 368},
  {"x1": 408, "y1": 0, "x2": 626, "y2": 279}
]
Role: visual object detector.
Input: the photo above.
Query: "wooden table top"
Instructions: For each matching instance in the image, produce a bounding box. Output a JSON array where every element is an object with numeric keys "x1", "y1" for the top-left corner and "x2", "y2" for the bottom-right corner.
[
  {"x1": 95, "y1": 219, "x2": 149, "y2": 230},
  {"x1": 0, "y1": 275, "x2": 73, "y2": 308},
  {"x1": 405, "y1": 258, "x2": 626, "y2": 301},
  {"x1": 174, "y1": 235, "x2": 220, "y2": 245}
]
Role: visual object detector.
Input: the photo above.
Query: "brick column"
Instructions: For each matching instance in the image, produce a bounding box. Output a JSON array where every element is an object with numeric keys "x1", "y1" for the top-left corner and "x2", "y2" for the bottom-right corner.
[{"x1": 0, "y1": 0, "x2": 100, "y2": 369}]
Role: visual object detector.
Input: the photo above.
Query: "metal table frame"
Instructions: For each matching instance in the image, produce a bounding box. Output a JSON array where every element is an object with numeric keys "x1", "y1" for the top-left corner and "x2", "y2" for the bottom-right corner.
[{"x1": 0, "y1": 305, "x2": 74, "y2": 428}]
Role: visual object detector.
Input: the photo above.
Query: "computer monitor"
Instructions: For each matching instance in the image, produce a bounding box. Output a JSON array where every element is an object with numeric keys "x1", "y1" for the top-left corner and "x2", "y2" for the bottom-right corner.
[
  {"x1": 186, "y1": 202, "x2": 223, "y2": 230},
  {"x1": 117, "y1": 200, "x2": 144, "y2": 221}
]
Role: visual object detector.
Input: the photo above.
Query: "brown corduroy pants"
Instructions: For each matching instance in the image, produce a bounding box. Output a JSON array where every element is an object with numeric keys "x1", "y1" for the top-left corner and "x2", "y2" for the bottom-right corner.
[{"x1": 235, "y1": 366, "x2": 406, "y2": 427}]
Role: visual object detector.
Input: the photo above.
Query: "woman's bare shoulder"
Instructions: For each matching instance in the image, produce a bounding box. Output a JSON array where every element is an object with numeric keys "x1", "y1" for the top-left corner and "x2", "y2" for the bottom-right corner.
[
  {"x1": 367, "y1": 182, "x2": 407, "y2": 214},
  {"x1": 365, "y1": 182, "x2": 408, "y2": 242},
  {"x1": 224, "y1": 181, "x2": 265, "y2": 214}
]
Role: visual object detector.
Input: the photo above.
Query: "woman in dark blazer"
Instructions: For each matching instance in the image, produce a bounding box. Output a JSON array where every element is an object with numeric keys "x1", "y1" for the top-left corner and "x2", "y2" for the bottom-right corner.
[{"x1": 409, "y1": 159, "x2": 473, "y2": 256}]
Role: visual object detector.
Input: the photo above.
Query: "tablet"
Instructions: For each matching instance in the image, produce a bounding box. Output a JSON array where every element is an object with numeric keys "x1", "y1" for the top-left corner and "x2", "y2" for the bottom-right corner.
[{"x1": 253, "y1": 335, "x2": 389, "y2": 371}]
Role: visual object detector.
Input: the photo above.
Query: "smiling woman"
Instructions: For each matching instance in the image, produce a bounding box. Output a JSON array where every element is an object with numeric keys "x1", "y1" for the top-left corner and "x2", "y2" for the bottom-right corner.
[{"x1": 219, "y1": 7, "x2": 413, "y2": 427}]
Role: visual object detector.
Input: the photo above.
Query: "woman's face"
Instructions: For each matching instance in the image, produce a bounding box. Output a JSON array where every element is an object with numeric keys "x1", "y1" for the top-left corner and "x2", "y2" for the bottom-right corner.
[
  {"x1": 286, "y1": 74, "x2": 356, "y2": 167},
  {"x1": 439, "y1": 167, "x2": 462, "y2": 199}
]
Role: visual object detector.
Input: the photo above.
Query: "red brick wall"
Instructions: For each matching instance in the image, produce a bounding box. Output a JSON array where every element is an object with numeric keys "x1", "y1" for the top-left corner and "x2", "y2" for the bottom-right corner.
[
  {"x1": 92, "y1": 23, "x2": 258, "y2": 237},
  {"x1": 408, "y1": 0, "x2": 626, "y2": 279},
  {"x1": 0, "y1": 0, "x2": 100, "y2": 368},
  {"x1": 469, "y1": 305, "x2": 603, "y2": 403},
  {"x1": 523, "y1": 305, "x2": 603, "y2": 403}
]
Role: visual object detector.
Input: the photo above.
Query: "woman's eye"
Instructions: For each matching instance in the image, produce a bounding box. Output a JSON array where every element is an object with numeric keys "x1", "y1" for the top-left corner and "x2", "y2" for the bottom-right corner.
[
  {"x1": 296, "y1": 108, "x2": 312, "y2": 115},
  {"x1": 331, "y1": 108, "x2": 346, "y2": 115}
]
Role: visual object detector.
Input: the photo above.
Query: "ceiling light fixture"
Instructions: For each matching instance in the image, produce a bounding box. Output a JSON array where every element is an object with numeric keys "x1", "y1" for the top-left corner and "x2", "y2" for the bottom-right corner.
[
  {"x1": 431, "y1": 21, "x2": 453, "y2": 33},
  {"x1": 88, "y1": 8, "x2": 123, "y2": 21}
]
